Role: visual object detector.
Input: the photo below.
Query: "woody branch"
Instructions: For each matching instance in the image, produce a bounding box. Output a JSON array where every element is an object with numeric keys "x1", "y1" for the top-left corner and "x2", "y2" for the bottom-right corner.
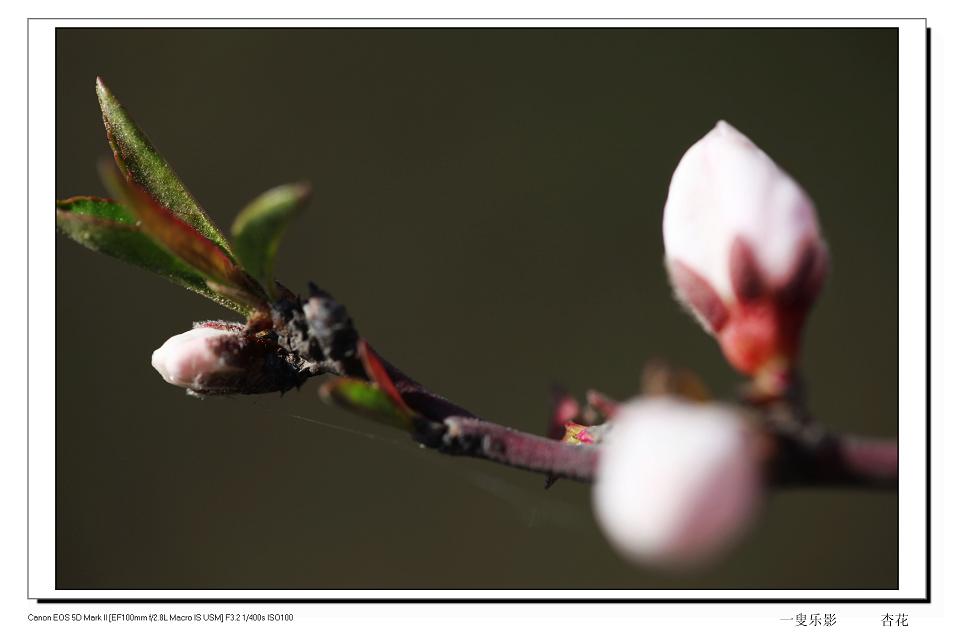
[{"x1": 266, "y1": 284, "x2": 897, "y2": 489}]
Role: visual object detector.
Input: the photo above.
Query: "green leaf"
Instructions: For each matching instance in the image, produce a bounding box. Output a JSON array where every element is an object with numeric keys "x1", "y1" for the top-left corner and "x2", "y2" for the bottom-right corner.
[
  {"x1": 56, "y1": 197, "x2": 255, "y2": 316},
  {"x1": 319, "y1": 378, "x2": 415, "y2": 431},
  {"x1": 95, "y1": 77, "x2": 235, "y2": 258},
  {"x1": 100, "y1": 162, "x2": 269, "y2": 312},
  {"x1": 231, "y1": 183, "x2": 311, "y2": 297},
  {"x1": 57, "y1": 195, "x2": 136, "y2": 223}
]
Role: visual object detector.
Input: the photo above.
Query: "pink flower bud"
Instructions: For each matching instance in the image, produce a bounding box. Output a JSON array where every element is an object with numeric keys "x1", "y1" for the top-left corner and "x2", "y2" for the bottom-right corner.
[
  {"x1": 592, "y1": 397, "x2": 762, "y2": 569},
  {"x1": 151, "y1": 326, "x2": 243, "y2": 392},
  {"x1": 151, "y1": 323, "x2": 306, "y2": 395},
  {"x1": 663, "y1": 121, "x2": 828, "y2": 381}
]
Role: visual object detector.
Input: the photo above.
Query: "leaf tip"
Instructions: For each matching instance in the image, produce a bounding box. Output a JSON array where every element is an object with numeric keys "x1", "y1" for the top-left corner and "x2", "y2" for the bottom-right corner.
[
  {"x1": 292, "y1": 181, "x2": 313, "y2": 201},
  {"x1": 94, "y1": 76, "x2": 112, "y2": 106}
]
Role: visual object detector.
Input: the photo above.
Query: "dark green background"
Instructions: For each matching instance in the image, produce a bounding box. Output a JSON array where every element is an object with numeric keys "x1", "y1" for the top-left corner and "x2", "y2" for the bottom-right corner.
[{"x1": 55, "y1": 28, "x2": 899, "y2": 590}]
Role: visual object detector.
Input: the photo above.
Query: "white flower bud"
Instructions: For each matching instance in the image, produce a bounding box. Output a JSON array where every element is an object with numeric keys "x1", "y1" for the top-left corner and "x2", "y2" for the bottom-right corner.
[
  {"x1": 151, "y1": 326, "x2": 242, "y2": 391},
  {"x1": 662, "y1": 121, "x2": 827, "y2": 380},
  {"x1": 151, "y1": 323, "x2": 306, "y2": 395},
  {"x1": 592, "y1": 397, "x2": 762, "y2": 569}
]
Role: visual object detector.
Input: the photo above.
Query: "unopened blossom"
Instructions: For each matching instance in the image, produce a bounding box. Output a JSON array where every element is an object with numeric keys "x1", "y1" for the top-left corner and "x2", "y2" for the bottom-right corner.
[
  {"x1": 151, "y1": 322, "x2": 306, "y2": 395},
  {"x1": 592, "y1": 397, "x2": 762, "y2": 569},
  {"x1": 663, "y1": 121, "x2": 828, "y2": 385},
  {"x1": 561, "y1": 422, "x2": 596, "y2": 446}
]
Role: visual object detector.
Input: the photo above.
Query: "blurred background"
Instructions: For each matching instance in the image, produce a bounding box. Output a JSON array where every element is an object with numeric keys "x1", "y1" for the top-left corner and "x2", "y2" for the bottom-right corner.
[{"x1": 55, "y1": 28, "x2": 899, "y2": 590}]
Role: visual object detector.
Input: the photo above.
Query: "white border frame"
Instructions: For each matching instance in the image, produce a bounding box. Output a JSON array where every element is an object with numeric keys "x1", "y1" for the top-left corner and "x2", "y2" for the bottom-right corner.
[{"x1": 28, "y1": 17, "x2": 928, "y2": 601}]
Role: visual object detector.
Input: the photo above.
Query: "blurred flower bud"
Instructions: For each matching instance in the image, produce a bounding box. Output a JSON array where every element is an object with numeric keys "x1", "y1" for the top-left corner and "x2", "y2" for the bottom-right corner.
[
  {"x1": 151, "y1": 322, "x2": 307, "y2": 395},
  {"x1": 592, "y1": 397, "x2": 762, "y2": 569},
  {"x1": 561, "y1": 422, "x2": 597, "y2": 446},
  {"x1": 663, "y1": 121, "x2": 828, "y2": 385}
]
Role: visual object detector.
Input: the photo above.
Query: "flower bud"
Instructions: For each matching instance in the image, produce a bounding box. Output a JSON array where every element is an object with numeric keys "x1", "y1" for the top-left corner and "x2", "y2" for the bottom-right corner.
[
  {"x1": 592, "y1": 397, "x2": 762, "y2": 569},
  {"x1": 151, "y1": 322, "x2": 307, "y2": 395},
  {"x1": 662, "y1": 121, "x2": 827, "y2": 383}
]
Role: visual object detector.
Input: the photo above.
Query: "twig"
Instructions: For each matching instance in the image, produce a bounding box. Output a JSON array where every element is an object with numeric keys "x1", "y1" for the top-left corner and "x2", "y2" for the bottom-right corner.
[
  {"x1": 769, "y1": 426, "x2": 898, "y2": 489},
  {"x1": 269, "y1": 284, "x2": 897, "y2": 489}
]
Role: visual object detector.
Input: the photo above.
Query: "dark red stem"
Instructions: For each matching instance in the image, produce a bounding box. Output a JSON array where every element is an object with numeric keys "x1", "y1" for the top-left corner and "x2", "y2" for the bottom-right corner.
[{"x1": 271, "y1": 285, "x2": 897, "y2": 489}]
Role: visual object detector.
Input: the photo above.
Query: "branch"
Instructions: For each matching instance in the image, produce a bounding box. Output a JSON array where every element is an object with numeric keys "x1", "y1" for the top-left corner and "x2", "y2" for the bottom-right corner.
[
  {"x1": 769, "y1": 425, "x2": 898, "y2": 489},
  {"x1": 266, "y1": 284, "x2": 896, "y2": 489}
]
